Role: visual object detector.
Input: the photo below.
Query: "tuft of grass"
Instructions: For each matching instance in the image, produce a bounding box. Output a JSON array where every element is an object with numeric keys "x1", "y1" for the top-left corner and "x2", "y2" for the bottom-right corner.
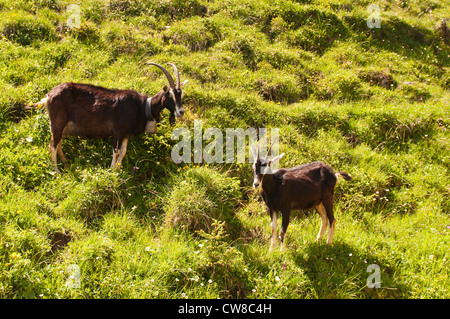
[
  {"x1": 53, "y1": 169, "x2": 125, "y2": 224},
  {"x1": 164, "y1": 166, "x2": 241, "y2": 234},
  {"x1": 162, "y1": 17, "x2": 221, "y2": 52},
  {"x1": 0, "y1": 10, "x2": 57, "y2": 45}
]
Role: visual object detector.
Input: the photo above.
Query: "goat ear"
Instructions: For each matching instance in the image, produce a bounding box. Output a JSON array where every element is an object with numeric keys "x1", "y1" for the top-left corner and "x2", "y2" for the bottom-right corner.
[
  {"x1": 251, "y1": 144, "x2": 258, "y2": 161},
  {"x1": 162, "y1": 85, "x2": 169, "y2": 93},
  {"x1": 268, "y1": 153, "x2": 285, "y2": 165},
  {"x1": 180, "y1": 80, "x2": 188, "y2": 88}
]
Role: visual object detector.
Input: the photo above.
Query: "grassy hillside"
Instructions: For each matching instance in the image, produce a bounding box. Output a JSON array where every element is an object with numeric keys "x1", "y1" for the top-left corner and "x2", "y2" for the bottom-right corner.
[{"x1": 0, "y1": 0, "x2": 449, "y2": 299}]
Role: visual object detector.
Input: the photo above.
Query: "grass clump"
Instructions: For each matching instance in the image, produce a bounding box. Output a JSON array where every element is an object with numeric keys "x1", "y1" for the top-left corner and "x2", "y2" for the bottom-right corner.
[
  {"x1": 164, "y1": 166, "x2": 241, "y2": 234},
  {"x1": 54, "y1": 169, "x2": 125, "y2": 223},
  {"x1": 313, "y1": 70, "x2": 365, "y2": 101},
  {"x1": 0, "y1": 10, "x2": 56, "y2": 45},
  {"x1": 162, "y1": 17, "x2": 221, "y2": 52}
]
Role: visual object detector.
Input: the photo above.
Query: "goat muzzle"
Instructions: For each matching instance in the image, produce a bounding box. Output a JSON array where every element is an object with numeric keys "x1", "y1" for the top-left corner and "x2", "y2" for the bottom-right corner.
[{"x1": 175, "y1": 108, "x2": 185, "y2": 117}]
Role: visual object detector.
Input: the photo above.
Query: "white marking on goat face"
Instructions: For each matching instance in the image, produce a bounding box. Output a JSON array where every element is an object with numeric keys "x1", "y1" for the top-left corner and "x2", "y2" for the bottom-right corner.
[
  {"x1": 169, "y1": 88, "x2": 185, "y2": 117},
  {"x1": 253, "y1": 175, "x2": 261, "y2": 188},
  {"x1": 252, "y1": 162, "x2": 262, "y2": 188},
  {"x1": 169, "y1": 88, "x2": 176, "y2": 103}
]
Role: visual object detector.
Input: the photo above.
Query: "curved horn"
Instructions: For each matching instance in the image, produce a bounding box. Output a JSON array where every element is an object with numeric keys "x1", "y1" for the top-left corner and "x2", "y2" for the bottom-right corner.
[
  {"x1": 147, "y1": 62, "x2": 175, "y2": 89},
  {"x1": 168, "y1": 63, "x2": 180, "y2": 89},
  {"x1": 257, "y1": 141, "x2": 260, "y2": 159}
]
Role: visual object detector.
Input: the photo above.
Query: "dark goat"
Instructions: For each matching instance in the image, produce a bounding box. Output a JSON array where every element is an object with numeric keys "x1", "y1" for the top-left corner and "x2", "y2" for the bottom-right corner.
[
  {"x1": 251, "y1": 144, "x2": 352, "y2": 251},
  {"x1": 27, "y1": 63, "x2": 187, "y2": 173}
]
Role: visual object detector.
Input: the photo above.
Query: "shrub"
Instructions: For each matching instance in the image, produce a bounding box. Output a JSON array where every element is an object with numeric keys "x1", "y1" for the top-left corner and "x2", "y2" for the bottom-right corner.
[{"x1": 196, "y1": 219, "x2": 250, "y2": 298}]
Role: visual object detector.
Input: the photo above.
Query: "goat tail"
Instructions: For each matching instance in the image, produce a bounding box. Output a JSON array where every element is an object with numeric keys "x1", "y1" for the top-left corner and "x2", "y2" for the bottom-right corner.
[
  {"x1": 24, "y1": 96, "x2": 48, "y2": 110},
  {"x1": 336, "y1": 171, "x2": 353, "y2": 182}
]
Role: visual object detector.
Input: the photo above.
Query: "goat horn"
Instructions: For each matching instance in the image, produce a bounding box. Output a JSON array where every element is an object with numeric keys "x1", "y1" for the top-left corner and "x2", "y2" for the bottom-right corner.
[
  {"x1": 147, "y1": 62, "x2": 176, "y2": 89},
  {"x1": 257, "y1": 141, "x2": 260, "y2": 159},
  {"x1": 167, "y1": 63, "x2": 181, "y2": 89}
]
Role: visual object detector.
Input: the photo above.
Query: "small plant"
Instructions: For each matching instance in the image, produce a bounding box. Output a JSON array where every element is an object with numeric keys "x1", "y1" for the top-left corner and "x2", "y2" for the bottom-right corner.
[{"x1": 196, "y1": 219, "x2": 250, "y2": 298}]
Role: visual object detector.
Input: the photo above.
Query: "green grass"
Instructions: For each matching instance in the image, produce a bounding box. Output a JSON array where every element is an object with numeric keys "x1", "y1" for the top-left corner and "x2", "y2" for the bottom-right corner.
[{"x1": 0, "y1": 0, "x2": 449, "y2": 299}]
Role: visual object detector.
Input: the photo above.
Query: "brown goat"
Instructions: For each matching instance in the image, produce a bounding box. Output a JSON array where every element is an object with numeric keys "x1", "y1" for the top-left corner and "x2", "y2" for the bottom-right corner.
[
  {"x1": 27, "y1": 63, "x2": 187, "y2": 173},
  {"x1": 251, "y1": 144, "x2": 352, "y2": 251}
]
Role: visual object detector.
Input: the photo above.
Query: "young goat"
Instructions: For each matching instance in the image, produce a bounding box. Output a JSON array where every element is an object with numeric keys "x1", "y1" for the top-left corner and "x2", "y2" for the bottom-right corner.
[
  {"x1": 251, "y1": 144, "x2": 352, "y2": 251},
  {"x1": 27, "y1": 62, "x2": 187, "y2": 173}
]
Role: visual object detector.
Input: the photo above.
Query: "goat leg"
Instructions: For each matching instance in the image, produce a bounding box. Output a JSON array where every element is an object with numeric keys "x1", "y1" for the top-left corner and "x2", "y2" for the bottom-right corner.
[
  {"x1": 279, "y1": 211, "x2": 290, "y2": 252},
  {"x1": 111, "y1": 137, "x2": 129, "y2": 170},
  {"x1": 327, "y1": 219, "x2": 336, "y2": 245},
  {"x1": 115, "y1": 137, "x2": 129, "y2": 169},
  {"x1": 49, "y1": 136, "x2": 62, "y2": 174},
  {"x1": 315, "y1": 203, "x2": 328, "y2": 242},
  {"x1": 111, "y1": 148, "x2": 119, "y2": 169},
  {"x1": 323, "y1": 198, "x2": 336, "y2": 245},
  {"x1": 56, "y1": 139, "x2": 67, "y2": 168},
  {"x1": 269, "y1": 209, "x2": 277, "y2": 251}
]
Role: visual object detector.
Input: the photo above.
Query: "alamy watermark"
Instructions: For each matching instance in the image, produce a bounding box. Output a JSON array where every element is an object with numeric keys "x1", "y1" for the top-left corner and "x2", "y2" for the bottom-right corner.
[
  {"x1": 170, "y1": 120, "x2": 280, "y2": 169},
  {"x1": 367, "y1": 264, "x2": 381, "y2": 288},
  {"x1": 65, "y1": 264, "x2": 81, "y2": 289},
  {"x1": 367, "y1": 4, "x2": 381, "y2": 29},
  {"x1": 66, "y1": 4, "x2": 81, "y2": 29}
]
